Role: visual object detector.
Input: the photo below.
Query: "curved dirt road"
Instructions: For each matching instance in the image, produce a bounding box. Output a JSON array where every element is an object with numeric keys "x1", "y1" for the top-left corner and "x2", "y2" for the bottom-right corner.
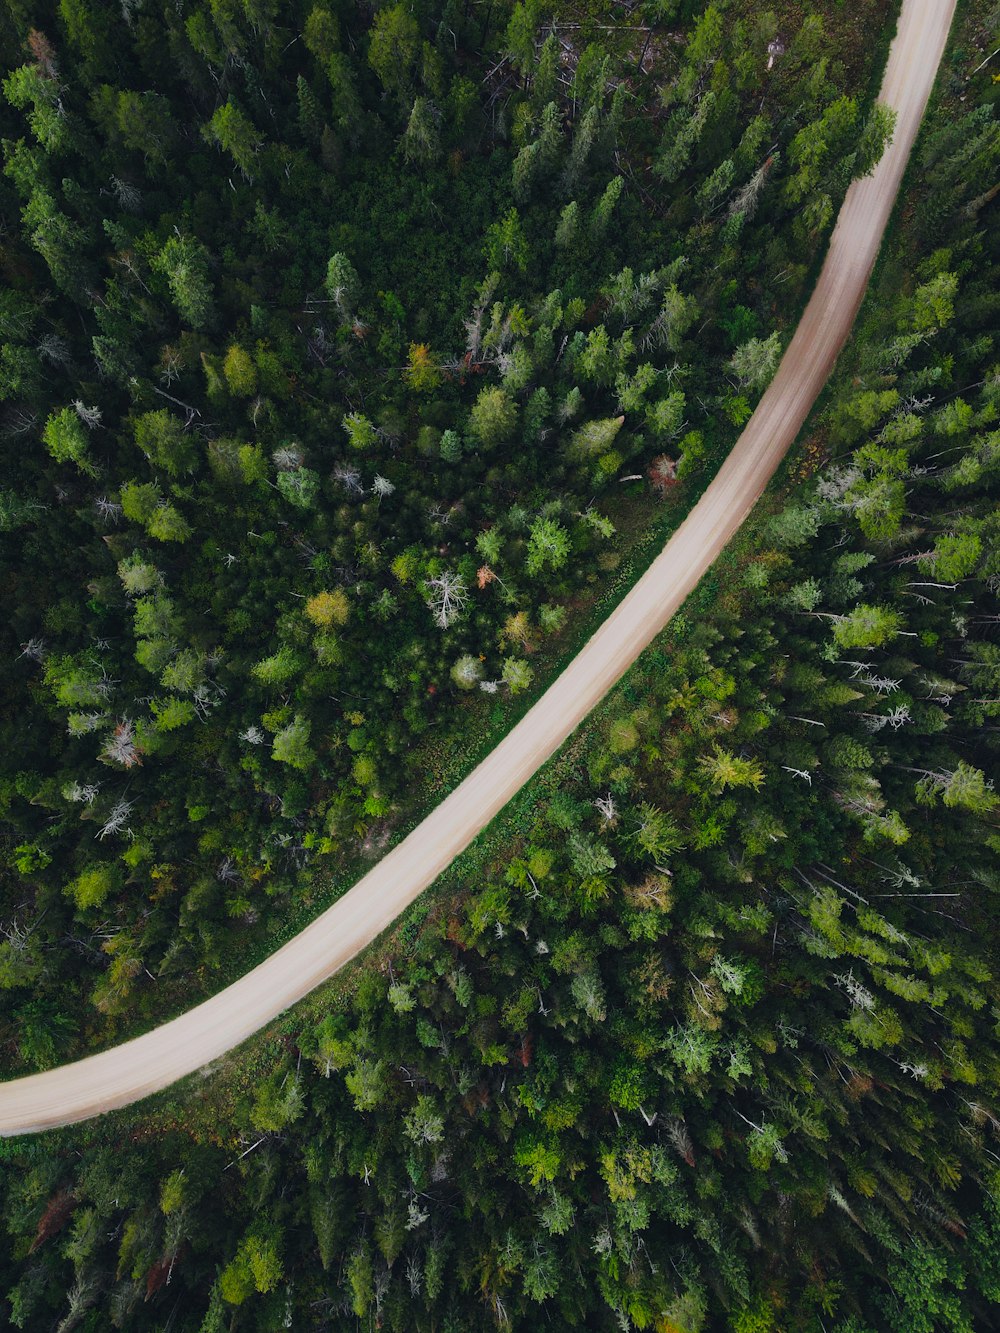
[{"x1": 0, "y1": 0, "x2": 956, "y2": 1134}]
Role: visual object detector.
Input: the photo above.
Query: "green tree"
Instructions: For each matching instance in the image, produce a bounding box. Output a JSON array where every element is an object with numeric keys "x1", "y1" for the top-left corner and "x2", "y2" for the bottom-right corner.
[
  {"x1": 469, "y1": 387, "x2": 517, "y2": 449},
  {"x1": 272, "y1": 715, "x2": 316, "y2": 770},
  {"x1": 304, "y1": 4, "x2": 339, "y2": 60},
  {"x1": 922, "y1": 532, "x2": 982, "y2": 583},
  {"x1": 66, "y1": 865, "x2": 119, "y2": 912},
  {"x1": 630, "y1": 804, "x2": 684, "y2": 861},
  {"x1": 252, "y1": 1071, "x2": 305, "y2": 1130},
  {"x1": 368, "y1": 4, "x2": 420, "y2": 99},
  {"x1": 112, "y1": 89, "x2": 175, "y2": 162},
  {"x1": 146, "y1": 503, "x2": 192, "y2": 543},
  {"x1": 566, "y1": 416, "x2": 624, "y2": 461},
  {"x1": 484, "y1": 208, "x2": 529, "y2": 273},
  {"x1": 879, "y1": 1241, "x2": 973, "y2": 1333},
  {"x1": 505, "y1": 0, "x2": 540, "y2": 81},
  {"x1": 3, "y1": 63, "x2": 67, "y2": 152},
  {"x1": 646, "y1": 391, "x2": 686, "y2": 439},
  {"x1": 502, "y1": 658, "x2": 534, "y2": 694},
  {"x1": 908, "y1": 271, "x2": 958, "y2": 332},
  {"x1": 405, "y1": 342, "x2": 441, "y2": 391},
  {"x1": 343, "y1": 412, "x2": 376, "y2": 449},
  {"x1": 831, "y1": 604, "x2": 904, "y2": 650},
  {"x1": 202, "y1": 100, "x2": 261, "y2": 177},
  {"x1": 555, "y1": 200, "x2": 579, "y2": 249},
  {"x1": 325, "y1": 252, "x2": 358, "y2": 315},
  {"x1": 153, "y1": 235, "x2": 214, "y2": 329},
  {"x1": 698, "y1": 746, "x2": 765, "y2": 793},
  {"x1": 133, "y1": 410, "x2": 197, "y2": 477},
  {"x1": 401, "y1": 96, "x2": 441, "y2": 163},
  {"x1": 526, "y1": 518, "x2": 570, "y2": 575},
  {"x1": 276, "y1": 467, "x2": 320, "y2": 509},
  {"x1": 42, "y1": 407, "x2": 95, "y2": 475},
  {"x1": 403, "y1": 1094, "x2": 445, "y2": 1144},
  {"x1": 590, "y1": 176, "x2": 624, "y2": 240},
  {"x1": 223, "y1": 345, "x2": 257, "y2": 397},
  {"x1": 915, "y1": 762, "x2": 997, "y2": 816},
  {"x1": 729, "y1": 331, "x2": 782, "y2": 390}
]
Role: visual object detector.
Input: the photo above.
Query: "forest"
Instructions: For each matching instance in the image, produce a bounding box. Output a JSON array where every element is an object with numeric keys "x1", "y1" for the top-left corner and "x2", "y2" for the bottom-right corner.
[
  {"x1": 0, "y1": 0, "x2": 998, "y2": 1328},
  {"x1": 0, "y1": 0, "x2": 898, "y2": 1059}
]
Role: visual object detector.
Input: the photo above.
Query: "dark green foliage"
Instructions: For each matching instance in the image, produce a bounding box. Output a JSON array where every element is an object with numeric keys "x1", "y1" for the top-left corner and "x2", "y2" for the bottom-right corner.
[
  {"x1": 3, "y1": 1, "x2": 999, "y2": 1330},
  {"x1": 0, "y1": 0, "x2": 893, "y2": 1059}
]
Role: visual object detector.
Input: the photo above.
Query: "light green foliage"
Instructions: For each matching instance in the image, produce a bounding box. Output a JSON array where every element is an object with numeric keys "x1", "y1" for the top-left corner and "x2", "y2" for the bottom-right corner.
[
  {"x1": 450, "y1": 654, "x2": 482, "y2": 690},
  {"x1": 578, "y1": 326, "x2": 615, "y2": 385},
  {"x1": 439, "y1": 429, "x2": 462, "y2": 462},
  {"x1": 785, "y1": 94, "x2": 859, "y2": 204},
  {"x1": 590, "y1": 176, "x2": 624, "y2": 239},
  {"x1": 502, "y1": 657, "x2": 534, "y2": 694},
  {"x1": 469, "y1": 386, "x2": 517, "y2": 448},
  {"x1": 403, "y1": 1094, "x2": 445, "y2": 1144},
  {"x1": 343, "y1": 412, "x2": 376, "y2": 449},
  {"x1": 276, "y1": 467, "x2": 320, "y2": 509},
  {"x1": 272, "y1": 715, "x2": 315, "y2": 769},
  {"x1": 151, "y1": 696, "x2": 195, "y2": 732},
  {"x1": 117, "y1": 554, "x2": 160, "y2": 596},
  {"x1": 768, "y1": 504, "x2": 822, "y2": 549},
  {"x1": 159, "y1": 1169, "x2": 186, "y2": 1215},
  {"x1": 879, "y1": 1242, "x2": 974, "y2": 1333},
  {"x1": 554, "y1": 200, "x2": 579, "y2": 249},
  {"x1": 153, "y1": 235, "x2": 214, "y2": 328},
  {"x1": 630, "y1": 804, "x2": 684, "y2": 861},
  {"x1": 146, "y1": 502, "x2": 192, "y2": 543},
  {"x1": 303, "y1": 5, "x2": 339, "y2": 60},
  {"x1": 832, "y1": 604, "x2": 904, "y2": 649},
  {"x1": 134, "y1": 409, "x2": 197, "y2": 477},
  {"x1": 561, "y1": 105, "x2": 598, "y2": 195},
  {"x1": 484, "y1": 208, "x2": 528, "y2": 273},
  {"x1": 909, "y1": 271, "x2": 959, "y2": 332},
  {"x1": 698, "y1": 746, "x2": 765, "y2": 793},
  {"x1": 687, "y1": 4, "x2": 723, "y2": 66},
  {"x1": 252, "y1": 1071, "x2": 305, "y2": 1131},
  {"x1": 401, "y1": 96, "x2": 441, "y2": 164},
  {"x1": 252, "y1": 646, "x2": 303, "y2": 687},
  {"x1": 4, "y1": 63, "x2": 67, "y2": 151},
  {"x1": 222, "y1": 345, "x2": 257, "y2": 397},
  {"x1": 220, "y1": 1228, "x2": 284, "y2": 1303},
  {"x1": 66, "y1": 865, "x2": 119, "y2": 911},
  {"x1": 368, "y1": 4, "x2": 420, "y2": 98},
  {"x1": 325, "y1": 252, "x2": 359, "y2": 314},
  {"x1": 202, "y1": 99, "x2": 261, "y2": 177},
  {"x1": 651, "y1": 285, "x2": 700, "y2": 353},
  {"x1": 656, "y1": 92, "x2": 716, "y2": 184},
  {"x1": 526, "y1": 518, "x2": 570, "y2": 576},
  {"x1": 917, "y1": 762, "x2": 997, "y2": 816},
  {"x1": 729, "y1": 331, "x2": 782, "y2": 390},
  {"x1": 922, "y1": 532, "x2": 982, "y2": 583},
  {"x1": 566, "y1": 415, "x2": 624, "y2": 461},
  {"x1": 160, "y1": 649, "x2": 205, "y2": 695},
  {"x1": 856, "y1": 102, "x2": 897, "y2": 178},
  {"x1": 43, "y1": 407, "x2": 94, "y2": 474},
  {"x1": 646, "y1": 390, "x2": 686, "y2": 438}
]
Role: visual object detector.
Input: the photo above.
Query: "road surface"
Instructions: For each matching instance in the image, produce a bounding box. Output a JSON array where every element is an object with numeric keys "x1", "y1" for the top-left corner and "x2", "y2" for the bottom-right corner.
[{"x1": 0, "y1": 0, "x2": 957, "y2": 1134}]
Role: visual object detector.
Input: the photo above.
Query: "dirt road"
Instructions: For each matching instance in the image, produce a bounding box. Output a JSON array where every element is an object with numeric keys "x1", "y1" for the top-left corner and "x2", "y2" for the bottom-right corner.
[{"x1": 0, "y1": 0, "x2": 957, "y2": 1134}]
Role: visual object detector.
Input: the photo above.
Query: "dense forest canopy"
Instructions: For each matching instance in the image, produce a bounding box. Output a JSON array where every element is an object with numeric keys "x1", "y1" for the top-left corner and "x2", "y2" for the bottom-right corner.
[
  {"x1": 1, "y1": 0, "x2": 1000, "y2": 1329},
  {"x1": 1, "y1": 0, "x2": 895, "y2": 1058}
]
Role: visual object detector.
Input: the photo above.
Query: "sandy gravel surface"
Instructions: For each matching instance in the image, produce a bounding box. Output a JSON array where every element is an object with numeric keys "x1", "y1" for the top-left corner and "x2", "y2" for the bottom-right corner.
[{"x1": 0, "y1": 0, "x2": 957, "y2": 1134}]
